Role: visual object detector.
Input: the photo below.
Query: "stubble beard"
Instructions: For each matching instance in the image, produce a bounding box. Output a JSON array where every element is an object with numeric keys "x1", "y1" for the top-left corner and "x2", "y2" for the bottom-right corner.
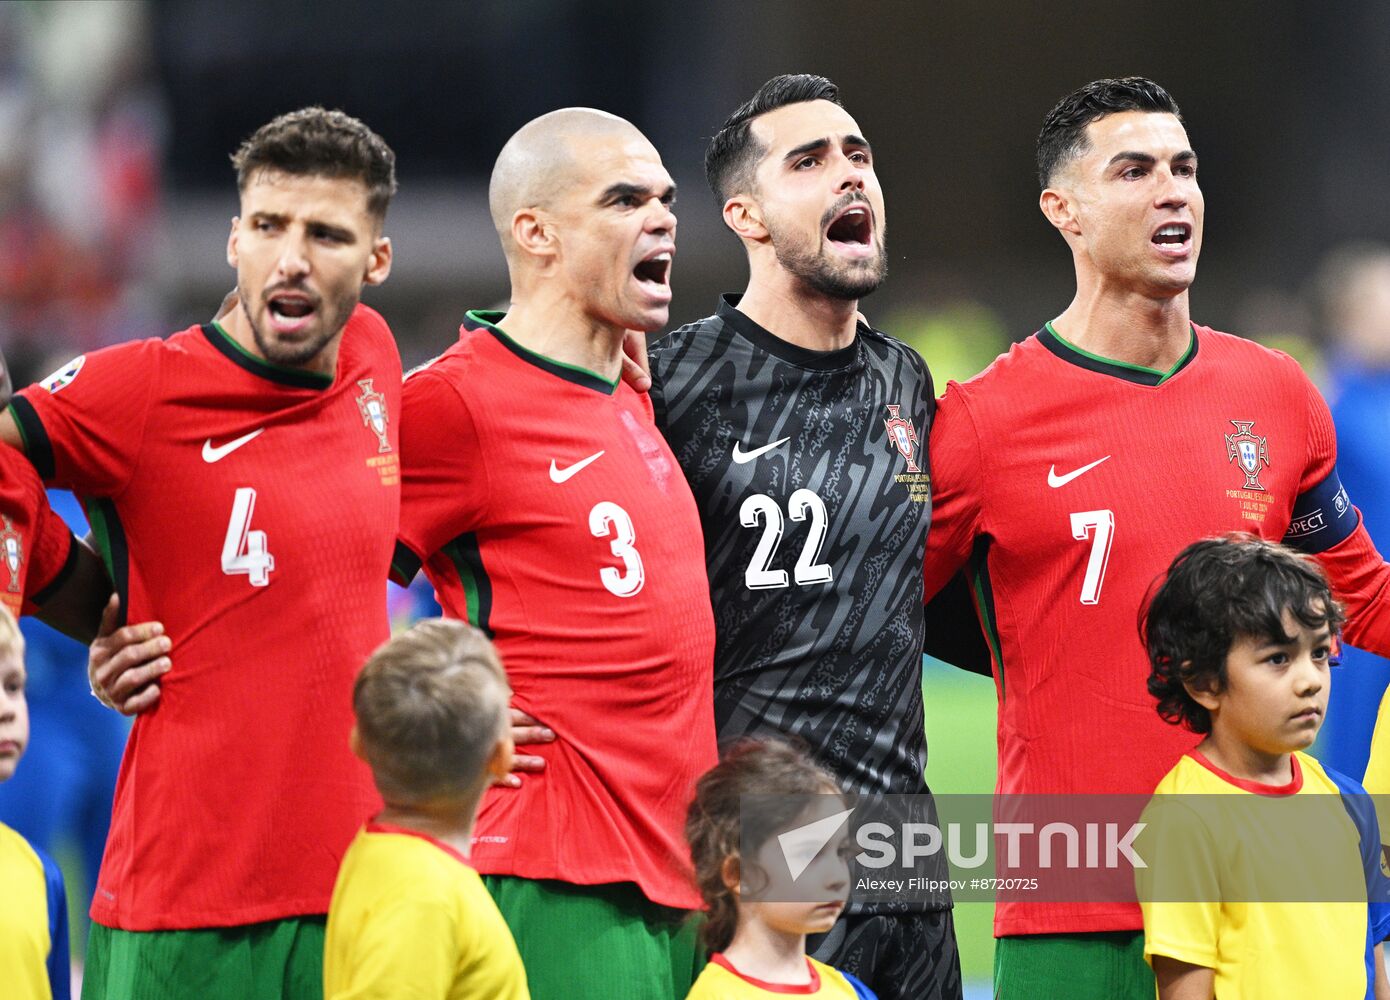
[
  {"x1": 240, "y1": 284, "x2": 357, "y2": 369},
  {"x1": 769, "y1": 216, "x2": 888, "y2": 302}
]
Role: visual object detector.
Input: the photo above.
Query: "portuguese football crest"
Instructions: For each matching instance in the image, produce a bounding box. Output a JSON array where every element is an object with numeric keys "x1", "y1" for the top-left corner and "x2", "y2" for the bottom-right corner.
[
  {"x1": 1225, "y1": 420, "x2": 1269, "y2": 491},
  {"x1": 355, "y1": 379, "x2": 392, "y2": 453},
  {"x1": 883, "y1": 405, "x2": 922, "y2": 473},
  {"x1": 1, "y1": 517, "x2": 22, "y2": 594}
]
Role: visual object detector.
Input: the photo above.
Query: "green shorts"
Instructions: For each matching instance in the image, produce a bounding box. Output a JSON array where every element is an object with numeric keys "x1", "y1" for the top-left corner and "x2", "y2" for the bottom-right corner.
[
  {"x1": 994, "y1": 931, "x2": 1152, "y2": 1000},
  {"x1": 483, "y1": 876, "x2": 704, "y2": 1000},
  {"x1": 83, "y1": 916, "x2": 325, "y2": 1000}
]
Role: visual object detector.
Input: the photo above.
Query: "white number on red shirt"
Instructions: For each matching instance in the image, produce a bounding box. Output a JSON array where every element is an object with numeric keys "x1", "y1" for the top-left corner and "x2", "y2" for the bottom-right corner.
[{"x1": 221, "y1": 487, "x2": 275, "y2": 587}]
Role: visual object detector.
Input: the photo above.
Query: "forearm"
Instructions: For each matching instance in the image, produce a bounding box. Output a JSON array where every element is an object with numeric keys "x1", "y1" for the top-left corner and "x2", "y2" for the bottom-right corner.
[{"x1": 1152, "y1": 955, "x2": 1214, "y2": 1000}]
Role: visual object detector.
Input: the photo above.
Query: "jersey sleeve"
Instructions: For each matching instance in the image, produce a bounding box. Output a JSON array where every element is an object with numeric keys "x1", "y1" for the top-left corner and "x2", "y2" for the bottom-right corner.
[
  {"x1": 1287, "y1": 373, "x2": 1390, "y2": 657},
  {"x1": 393, "y1": 368, "x2": 488, "y2": 585},
  {"x1": 327, "y1": 896, "x2": 458, "y2": 999},
  {"x1": 10, "y1": 342, "x2": 160, "y2": 495},
  {"x1": 40, "y1": 847, "x2": 70, "y2": 1000},
  {"x1": 840, "y1": 969, "x2": 880, "y2": 1000},
  {"x1": 922, "y1": 382, "x2": 986, "y2": 602},
  {"x1": 1136, "y1": 797, "x2": 1222, "y2": 971},
  {"x1": 19, "y1": 475, "x2": 78, "y2": 615}
]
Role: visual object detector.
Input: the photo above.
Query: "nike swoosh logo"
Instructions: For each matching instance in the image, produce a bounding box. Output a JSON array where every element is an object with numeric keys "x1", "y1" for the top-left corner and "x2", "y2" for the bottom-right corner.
[
  {"x1": 1048, "y1": 455, "x2": 1110, "y2": 488},
  {"x1": 202, "y1": 428, "x2": 265, "y2": 463},
  {"x1": 731, "y1": 437, "x2": 791, "y2": 464},
  {"x1": 549, "y1": 450, "x2": 605, "y2": 483}
]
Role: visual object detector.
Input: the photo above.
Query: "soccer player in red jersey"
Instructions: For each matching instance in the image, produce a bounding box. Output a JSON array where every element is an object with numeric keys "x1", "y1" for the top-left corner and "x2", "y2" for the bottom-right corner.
[
  {"x1": 922, "y1": 78, "x2": 1390, "y2": 999},
  {"x1": 393, "y1": 109, "x2": 716, "y2": 1000},
  {"x1": 0, "y1": 108, "x2": 400, "y2": 1000}
]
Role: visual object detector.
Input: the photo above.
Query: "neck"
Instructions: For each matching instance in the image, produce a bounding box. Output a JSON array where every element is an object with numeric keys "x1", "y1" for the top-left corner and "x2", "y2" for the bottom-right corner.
[
  {"x1": 721, "y1": 917, "x2": 811, "y2": 986},
  {"x1": 1195, "y1": 734, "x2": 1295, "y2": 787},
  {"x1": 220, "y1": 302, "x2": 340, "y2": 377},
  {"x1": 736, "y1": 264, "x2": 859, "y2": 352},
  {"x1": 1050, "y1": 278, "x2": 1191, "y2": 373},
  {"x1": 497, "y1": 289, "x2": 627, "y2": 384},
  {"x1": 375, "y1": 792, "x2": 482, "y2": 858}
]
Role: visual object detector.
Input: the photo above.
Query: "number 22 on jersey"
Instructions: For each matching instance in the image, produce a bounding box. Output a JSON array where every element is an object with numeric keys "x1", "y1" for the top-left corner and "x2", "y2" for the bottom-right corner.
[
  {"x1": 740, "y1": 489, "x2": 834, "y2": 590},
  {"x1": 222, "y1": 487, "x2": 275, "y2": 587}
]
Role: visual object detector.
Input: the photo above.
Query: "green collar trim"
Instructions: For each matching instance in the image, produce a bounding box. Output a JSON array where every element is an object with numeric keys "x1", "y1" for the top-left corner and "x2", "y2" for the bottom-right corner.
[{"x1": 465, "y1": 310, "x2": 619, "y2": 395}]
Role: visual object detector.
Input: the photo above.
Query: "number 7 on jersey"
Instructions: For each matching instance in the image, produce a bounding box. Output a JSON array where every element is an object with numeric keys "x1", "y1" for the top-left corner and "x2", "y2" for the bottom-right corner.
[{"x1": 1069, "y1": 509, "x2": 1114, "y2": 605}]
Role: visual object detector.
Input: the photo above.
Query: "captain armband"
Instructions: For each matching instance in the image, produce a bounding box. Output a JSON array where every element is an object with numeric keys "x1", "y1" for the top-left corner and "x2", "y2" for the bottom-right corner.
[{"x1": 1282, "y1": 467, "x2": 1359, "y2": 554}]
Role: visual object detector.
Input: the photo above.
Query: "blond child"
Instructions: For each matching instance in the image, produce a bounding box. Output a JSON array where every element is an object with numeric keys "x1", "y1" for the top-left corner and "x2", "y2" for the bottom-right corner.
[
  {"x1": 323, "y1": 618, "x2": 527, "y2": 999},
  {"x1": 684, "y1": 739, "x2": 875, "y2": 999},
  {"x1": 0, "y1": 605, "x2": 70, "y2": 1000}
]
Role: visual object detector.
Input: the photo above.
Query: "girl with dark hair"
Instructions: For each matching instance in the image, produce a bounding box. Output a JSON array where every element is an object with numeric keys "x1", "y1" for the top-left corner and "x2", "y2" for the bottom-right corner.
[{"x1": 684, "y1": 739, "x2": 876, "y2": 999}]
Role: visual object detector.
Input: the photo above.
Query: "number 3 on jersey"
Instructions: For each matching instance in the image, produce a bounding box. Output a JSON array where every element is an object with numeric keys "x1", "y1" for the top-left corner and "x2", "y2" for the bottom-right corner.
[
  {"x1": 590, "y1": 501, "x2": 644, "y2": 598},
  {"x1": 222, "y1": 487, "x2": 275, "y2": 587}
]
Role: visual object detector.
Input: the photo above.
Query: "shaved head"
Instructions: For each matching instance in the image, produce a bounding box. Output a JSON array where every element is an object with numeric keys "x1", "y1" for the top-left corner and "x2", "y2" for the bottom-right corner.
[{"x1": 489, "y1": 108, "x2": 646, "y2": 258}]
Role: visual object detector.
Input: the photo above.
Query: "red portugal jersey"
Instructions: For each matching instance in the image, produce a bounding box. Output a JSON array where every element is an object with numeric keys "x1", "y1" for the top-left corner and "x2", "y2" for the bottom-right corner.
[
  {"x1": 924, "y1": 323, "x2": 1390, "y2": 936},
  {"x1": 11, "y1": 307, "x2": 401, "y2": 930},
  {"x1": 395, "y1": 312, "x2": 716, "y2": 911},
  {"x1": 0, "y1": 444, "x2": 77, "y2": 620}
]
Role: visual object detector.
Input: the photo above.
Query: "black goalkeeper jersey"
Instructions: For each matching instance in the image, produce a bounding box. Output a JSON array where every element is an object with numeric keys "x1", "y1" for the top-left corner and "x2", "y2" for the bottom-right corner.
[{"x1": 651, "y1": 296, "x2": 936, "y2": 800}]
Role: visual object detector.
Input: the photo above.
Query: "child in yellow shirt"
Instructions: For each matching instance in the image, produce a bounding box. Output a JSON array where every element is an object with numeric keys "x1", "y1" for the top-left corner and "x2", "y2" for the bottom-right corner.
[
  {"x1": 1140, "y1": 536, "x2": 1390, "y2": 1000},
  {"x1": 0, "y1": 604, "x2": 70, "y2": 1000},
  {"x1": 684, "y1": 739, "x2": 875, "y2": 999},
  {"x1": 324, "y1": 618, "x2": 527, "y2": 1000}
]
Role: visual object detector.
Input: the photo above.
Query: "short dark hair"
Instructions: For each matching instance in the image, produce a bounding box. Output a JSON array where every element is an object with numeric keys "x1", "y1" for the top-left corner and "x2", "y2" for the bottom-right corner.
[
  {"x1": 685, "y1": 738, "x2": 840, "y2": 953},
  {"x1": 231, "y1": 106, "x2": 397, "y2": 221},
  {"x1": 1037, "y1": 77, "x2": 1183, "y2": 188},
  {"x1": 1142, "y1": 535, "x2": 1344, "y2": 735},
  {"x1": 704, "y1": 73, "x2": 841, "y2": 205}
]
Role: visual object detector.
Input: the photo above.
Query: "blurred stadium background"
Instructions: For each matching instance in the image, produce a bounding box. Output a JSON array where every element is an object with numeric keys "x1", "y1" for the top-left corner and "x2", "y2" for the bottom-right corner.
[{"x1": 4, "y1": 2, "x2": 1390, "y2": 994}]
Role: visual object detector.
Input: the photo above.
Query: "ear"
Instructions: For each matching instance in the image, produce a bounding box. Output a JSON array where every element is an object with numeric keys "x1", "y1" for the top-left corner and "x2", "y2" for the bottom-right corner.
[
  {"x1": 722, "y1": 195, "x2": 768, "y2": 244},
  {"x1": 226, "y1": 216, "x2": 241, "y2": 269},
  {"x1": 363, "y1": 235, "x2": 392, "y2": 287},
  {"x1": 484, "y1": 731, "x2": 514, "y2": 783},
  {"x1": 511, "y1": 208, "x2": 556, "y2": 262},
  {"x1": 1182, "y1": 667, "x2": 1223, "y2": 713},
  {"x1": 348, "y1": 724, "x2": 365, "y2": 762},
  {"x1": 720, "y1": 854, "x2": 742, "y2": 895},
  {"x1": 1039, "y1": 187, "x2": 1080, "y2": 236}
]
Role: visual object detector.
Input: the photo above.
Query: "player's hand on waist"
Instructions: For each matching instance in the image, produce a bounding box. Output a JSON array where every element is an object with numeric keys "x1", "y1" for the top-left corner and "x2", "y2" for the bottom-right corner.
[
  {"x1": 88, "y1": 593, "x2": 171, "y2": 716},
  {"x1": 499, "y1": 708, "x2": 555, "y2": 788}
]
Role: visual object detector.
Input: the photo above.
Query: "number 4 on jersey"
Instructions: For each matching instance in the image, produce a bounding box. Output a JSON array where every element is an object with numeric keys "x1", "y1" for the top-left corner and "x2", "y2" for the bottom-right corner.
[{"x1": 222, "y1": 487, "x2": 275, "y2": 587}]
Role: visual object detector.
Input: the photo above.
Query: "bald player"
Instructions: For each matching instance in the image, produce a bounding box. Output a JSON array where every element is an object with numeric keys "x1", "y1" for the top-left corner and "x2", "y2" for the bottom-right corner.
[{"x1": 391, "y1": 109, "x2": 718, "y2": 1000}]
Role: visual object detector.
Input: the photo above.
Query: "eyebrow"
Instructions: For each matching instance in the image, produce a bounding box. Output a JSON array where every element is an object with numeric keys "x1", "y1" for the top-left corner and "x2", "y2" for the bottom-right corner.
[
  {"x1": 782, "y1": 134, "x2": 872, "y2": 165},
  {"x1": 249, "y1": 211, "x2": 356, "y2": 241},
  {"x1": 598, "y1": 181, "x2": 677, "y2": 205},
  {"x1": 1107, "y1": 149, "x2": 1198, "y2": 166}
]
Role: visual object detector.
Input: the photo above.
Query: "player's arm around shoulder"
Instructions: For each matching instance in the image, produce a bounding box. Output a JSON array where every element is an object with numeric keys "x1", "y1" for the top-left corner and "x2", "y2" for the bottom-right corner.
[{"x1": 922, "y1": 380, "x2": 987, "y2": 598}]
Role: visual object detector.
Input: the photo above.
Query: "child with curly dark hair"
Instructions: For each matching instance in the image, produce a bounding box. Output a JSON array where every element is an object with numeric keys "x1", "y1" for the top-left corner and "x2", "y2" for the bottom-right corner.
[
  {"x1": 1139, "y1": 535, "x2": 1390, "y2": 1000},
  {"x1": 683, "y1": 739, "x2": 875, "y2": 999}
]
